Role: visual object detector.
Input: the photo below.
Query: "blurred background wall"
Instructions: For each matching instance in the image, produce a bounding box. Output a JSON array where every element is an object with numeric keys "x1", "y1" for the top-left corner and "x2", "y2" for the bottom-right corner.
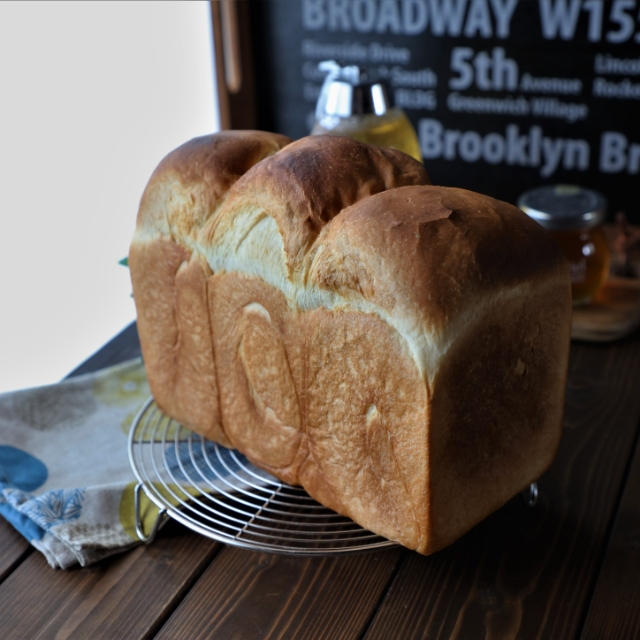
[{"x1": 0, "y1": 1, "x2": 219, "y2": 392}]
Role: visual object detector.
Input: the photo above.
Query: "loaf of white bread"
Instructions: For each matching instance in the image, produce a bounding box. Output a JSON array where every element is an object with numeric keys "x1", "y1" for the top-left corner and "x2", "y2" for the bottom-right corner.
[{"x1": 129, "y1": 130, "x2": 572, "y2": 554}]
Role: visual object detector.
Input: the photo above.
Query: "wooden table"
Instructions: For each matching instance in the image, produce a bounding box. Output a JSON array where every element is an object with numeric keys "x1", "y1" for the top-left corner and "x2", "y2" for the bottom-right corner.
[{"x1": 1, "y1": 321, "x2": 639, "y2": 639}]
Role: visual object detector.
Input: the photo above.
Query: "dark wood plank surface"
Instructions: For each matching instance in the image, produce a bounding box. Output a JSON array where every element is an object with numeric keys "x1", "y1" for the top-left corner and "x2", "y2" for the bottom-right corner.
[
  {"x1": 156, "y1": 546, "x2": 403, "y2": 640},
  {"x1": 0, "y1": 522, "x2": 31, "y2": 582},
  {"x1": 365, "y1": 337, "x2": 640, "y2": 639},
  {"x1": 0, "y1": 321, "x2": 639, "y2": 639},
  {"x1": 580, "y1": 429, "x2": 640, "y2": 639},
  {"x1": 0, "y1": 523, "x2": 219, "y2": 640}
]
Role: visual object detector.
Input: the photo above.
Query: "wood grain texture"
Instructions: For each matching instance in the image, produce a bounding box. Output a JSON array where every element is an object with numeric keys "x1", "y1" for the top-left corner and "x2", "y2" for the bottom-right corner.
[
  {"x1": 0, "y1": 521, "x2": 31, "y2": 582},
  {"x1": 580, "y1": 432, "x2": 640, "y2": 639},
  {"x1": 1, "y1": 321, "x2": 639, "y2": 638},
  {"x1": 363, "y1": 338, "x2": 640, "y2": 639},
  {"x1": 0, "y1": 524, "x2": 219, "y2": 640},
  {"x1": 155, "y1": 546, "x2": 402, "y2": 640}
]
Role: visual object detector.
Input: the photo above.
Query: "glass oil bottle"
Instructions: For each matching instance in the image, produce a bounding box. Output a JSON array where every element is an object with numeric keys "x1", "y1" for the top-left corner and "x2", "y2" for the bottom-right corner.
[{"x1": 311, "y1": 60, "x2": 422, "y2": 162}]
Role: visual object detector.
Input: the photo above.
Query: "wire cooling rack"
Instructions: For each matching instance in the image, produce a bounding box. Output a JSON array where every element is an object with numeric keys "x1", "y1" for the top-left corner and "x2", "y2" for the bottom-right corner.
[{"x1": 128, "y1": 398, "x2": 396, "y2": 555}]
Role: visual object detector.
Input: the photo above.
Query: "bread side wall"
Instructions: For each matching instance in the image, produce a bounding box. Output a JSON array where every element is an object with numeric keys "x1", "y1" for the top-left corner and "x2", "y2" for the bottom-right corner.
[
  {"x1": 207, "y1": 269, "x2": 430, "y2": 551},
  {"x1": 427, "y1": 277, "x2": 571, "y2": 552},
  {"x1": 300, "y1": 307, "x2": 429, "y2": 551}
]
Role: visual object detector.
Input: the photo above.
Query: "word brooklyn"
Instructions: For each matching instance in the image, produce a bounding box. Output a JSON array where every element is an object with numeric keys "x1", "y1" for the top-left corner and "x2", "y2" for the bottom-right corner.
[
  {"x1": 419, "y1": 119, "x2": 588, "y2": 177},
  {"x1": 420, "y1": 120, "x2": 640, "y2": 176}
]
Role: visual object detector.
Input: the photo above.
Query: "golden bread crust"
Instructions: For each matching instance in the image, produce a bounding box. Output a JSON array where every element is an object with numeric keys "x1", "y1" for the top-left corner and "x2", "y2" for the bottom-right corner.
[
  {"x1": 130, "y1": 132, "x2": 571, "y2": 554},
  {"x1": 309, "y1": 185, "x2": 567, "y2": 335},
  {"x1": 428, "y1": 280, "x2": 570, "y2": 551},
  {"x1": 135, "y1": 130, "x2": 292, "y2": 240},
  {"x1": 130, "y1": 131, "x2": 292, "y2": 438},
  {"x1": 203, "y1": 135, "x2": 430, "y2": 274}
]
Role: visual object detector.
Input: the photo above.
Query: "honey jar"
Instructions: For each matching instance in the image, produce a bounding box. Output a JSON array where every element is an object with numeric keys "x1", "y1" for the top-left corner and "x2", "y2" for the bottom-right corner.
[{"x1": 518, "y1": 185, "x2": 610, "y2": 305}]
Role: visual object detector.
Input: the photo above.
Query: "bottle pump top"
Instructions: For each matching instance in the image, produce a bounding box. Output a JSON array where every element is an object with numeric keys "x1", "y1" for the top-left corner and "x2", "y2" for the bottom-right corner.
[{"x1": 315, "y1": 60, "x2": 392, "y2": 122}]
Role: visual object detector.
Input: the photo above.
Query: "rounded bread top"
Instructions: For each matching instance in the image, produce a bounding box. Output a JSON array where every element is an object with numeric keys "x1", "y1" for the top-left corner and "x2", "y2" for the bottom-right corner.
[
  {"x1": 135, "y1": 130, "x2": 291, "y2": 242},
  {"x1": 203, "y1": 135, "x2": 430, "y2": 272},
  {"x1": 308, "y1": 185, "x2": 569, "y2": 332}
]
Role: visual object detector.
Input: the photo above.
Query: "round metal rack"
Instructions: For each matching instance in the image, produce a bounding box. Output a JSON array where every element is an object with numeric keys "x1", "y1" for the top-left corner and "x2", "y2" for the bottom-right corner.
[{"x1": 128, "y1": 398, "x2": 397, "y2": 555}]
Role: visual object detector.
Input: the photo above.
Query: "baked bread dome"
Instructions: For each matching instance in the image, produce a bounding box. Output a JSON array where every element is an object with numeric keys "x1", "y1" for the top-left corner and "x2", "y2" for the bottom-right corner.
[{"x1": 129, "y1": 131, "x2": 570, "y2": 553}]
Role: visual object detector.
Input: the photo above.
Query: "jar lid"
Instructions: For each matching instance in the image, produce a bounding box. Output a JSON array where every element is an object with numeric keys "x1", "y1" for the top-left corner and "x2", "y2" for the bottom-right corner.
[
  {"x1": 315, "y1": 60, "x2": 392, "y2": 119},
  {"x1": 518, "y1": 184, "x2": 607, "y2": 230}
]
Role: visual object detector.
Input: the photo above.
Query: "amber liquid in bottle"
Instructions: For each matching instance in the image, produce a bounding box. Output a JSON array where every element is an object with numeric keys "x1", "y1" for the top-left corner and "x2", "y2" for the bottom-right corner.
[
  {"x1": 311, "y1": 108, "x2": 422, "y2": 162},
  {"x1": 550, "y1": 226, "x2": 610, "y2": 304}
]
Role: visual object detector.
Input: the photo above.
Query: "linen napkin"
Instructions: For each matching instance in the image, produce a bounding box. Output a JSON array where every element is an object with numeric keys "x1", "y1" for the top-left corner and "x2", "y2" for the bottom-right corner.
[{"x1": 0, "y1": 358, "x2": 160, "y2": 569}]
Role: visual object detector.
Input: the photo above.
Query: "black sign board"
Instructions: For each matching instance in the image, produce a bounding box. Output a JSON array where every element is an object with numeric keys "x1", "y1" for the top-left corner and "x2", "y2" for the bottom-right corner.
[{"x1": 243, "y1": 0, "x2": 640, "y2": 222}]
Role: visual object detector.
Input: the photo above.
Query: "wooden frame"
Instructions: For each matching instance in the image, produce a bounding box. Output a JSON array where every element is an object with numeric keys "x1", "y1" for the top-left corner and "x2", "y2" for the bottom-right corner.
[{"x1": 210, "y1": 0, "x2": 257, "y2": 130}]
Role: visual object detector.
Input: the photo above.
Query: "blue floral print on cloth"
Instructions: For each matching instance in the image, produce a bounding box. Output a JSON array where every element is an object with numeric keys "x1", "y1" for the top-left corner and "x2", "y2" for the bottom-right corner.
[
  {"x1": 22, "y1": 488, "x2": 86, "y2": 530},
  {"x1": 0, "y1": 359, "x2": 155, "y2": 569}
]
